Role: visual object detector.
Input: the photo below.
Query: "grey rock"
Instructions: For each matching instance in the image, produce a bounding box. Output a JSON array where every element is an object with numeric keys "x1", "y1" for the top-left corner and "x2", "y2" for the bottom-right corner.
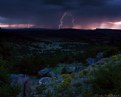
[
  {"x1": 75, "y1": 66, "x2": 87, "y2": 72},
  {"x1": 39, "y1": 77, "x2": 51, "y2": 85},
  {"x1": 10, "y1": 74, "x2": 33, "y2": 97},
  {"x1": 10, "y1": 74, "x2": 29, "y2": 86},
  {"x1": 96, "y1": 52, "x2": 104, "y2": 61},
  {"x1": 67, "y1": 65, "x2": 76, "y2": 73},
  {"x1": 86, "y1": 58, "x2": 96, "y2": 65},
  {"x1": 48, "y1": 71, "x2": 60, "y2": 78},
  {"x1": 38, "y1": 68, "x2": 50, "y2": 78}
]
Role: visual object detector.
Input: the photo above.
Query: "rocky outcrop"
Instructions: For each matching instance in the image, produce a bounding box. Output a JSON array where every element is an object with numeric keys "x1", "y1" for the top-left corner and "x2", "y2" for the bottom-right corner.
[
  {"x1": 38, "y1": 68, "x2": 50, "y2": 78},
  {"x1": 86, "y1": 52, "x2": 104, "y2": 65},
  {"x1": 10, "y1": 74, "x2": 37, "y2": 97},
  {"x1": 38, "y1": 77, "x2": 51, "y2": 85}
]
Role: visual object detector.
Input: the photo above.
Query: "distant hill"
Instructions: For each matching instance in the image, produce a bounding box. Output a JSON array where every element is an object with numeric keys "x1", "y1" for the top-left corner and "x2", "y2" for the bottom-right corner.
[{"x1": 0, "y1": 28, "x2": 121, "y2": 44}]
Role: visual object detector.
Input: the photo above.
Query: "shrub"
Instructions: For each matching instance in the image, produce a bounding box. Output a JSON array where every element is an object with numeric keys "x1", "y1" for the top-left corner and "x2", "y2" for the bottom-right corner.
[
  {"x1": 0, "y1": 59, "x2": 20, "y2": 97},
  {"x1": 0, "y1": 84, "x2": 20, "y2": 97},
  {"x1": 36, "y1": 84, "x2": 47, "y2": 94},
  {"x1": 78, "y1": 70, "x2": 88, "y2": 77},
  {"x1": 14, "y1": 54, "x2": 45, "y2": 75},
  {"x1": 89, "y1": 54, "x2": 121, "y2": 95}
]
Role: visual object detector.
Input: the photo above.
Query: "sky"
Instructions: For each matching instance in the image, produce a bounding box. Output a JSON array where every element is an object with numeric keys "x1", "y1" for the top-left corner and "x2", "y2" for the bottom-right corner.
[{"x1": 0, "y1": 0, "x2": 121, "y2": 29}]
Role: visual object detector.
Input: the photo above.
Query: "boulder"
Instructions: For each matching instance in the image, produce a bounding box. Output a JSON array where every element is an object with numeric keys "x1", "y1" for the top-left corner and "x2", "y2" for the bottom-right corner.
[
  {"x1": 10, "y1": 74, "x2": 32, "y2": 97},
  {"x1": 75, "y1": 66, "x2": 87, "y2": 72},
  {"x1": 39, "y1": 77, "x2": 51, "y2": 85},
  {"x1": 96, "y1": 52, "x2": 104, "y2": 61},
  {"x1": 47, "y1": 71, "x2": 60, "y2": 78},
  {"x1": 66, "y1": 65, "x2": 76, "y2": 73},
  {"x1": 38, "y1": 68, "x2": 50, "y2": 78},
  {"x1": 10, "y1": 74, "x2": 29, "y2": 86},
  {"x1": 86, "y1": 58, "x2": 96, "y2": 65},
  {"x1": 60, "y1": 64, "x2": 76, "y2": 74}
]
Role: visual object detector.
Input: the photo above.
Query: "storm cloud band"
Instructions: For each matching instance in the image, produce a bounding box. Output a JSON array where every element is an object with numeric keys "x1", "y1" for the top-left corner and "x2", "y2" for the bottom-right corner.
[{"x1": 0, "y1": 0, "x2": 121, "y2": 29}]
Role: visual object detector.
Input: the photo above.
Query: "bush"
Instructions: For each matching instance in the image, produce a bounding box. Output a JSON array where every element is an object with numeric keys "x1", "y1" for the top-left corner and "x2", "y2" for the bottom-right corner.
[
  {"x1": 0, "y1": 59, "x2": 20, "y2": 97},
  {"x1": 0, "y1": 84, "x2": 20, "y2": 97},
  {"x1": 13, "y1": 54, "x2": 45, "y2": 75},
  {"x1": 89, "y1": 54, "x2": 121, "y2": 95}
]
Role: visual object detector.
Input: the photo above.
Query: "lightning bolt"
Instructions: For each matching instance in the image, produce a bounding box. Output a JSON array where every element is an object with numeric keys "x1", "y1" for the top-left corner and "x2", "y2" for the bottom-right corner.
[
  {"x1": 59, "y1": 12, "x2": 75, "y2": 29},
  {"x1": 59, "y1": 12, "x2": 67, "y2": 29}
]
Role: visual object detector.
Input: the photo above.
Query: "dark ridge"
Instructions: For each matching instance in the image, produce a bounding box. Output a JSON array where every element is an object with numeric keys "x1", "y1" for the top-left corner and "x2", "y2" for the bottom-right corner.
[{"x1": 0, "y1": 28, "x2": 121, "y2": 43}]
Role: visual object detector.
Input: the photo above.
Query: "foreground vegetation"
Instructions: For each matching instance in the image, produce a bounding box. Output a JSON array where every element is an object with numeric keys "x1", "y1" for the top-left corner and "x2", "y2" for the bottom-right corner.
[
  {"x1": 0, "y1": 59, "x2": 20, "y2": 97},
  {"x1": 0, "y1": 29, "x2": 121, "y2": 97},
  {"x1": 36, "y1": 54, "x2": 121, "y2": 97},
  {"x1": 1, "y1": 54, "x2": 121, "y2": 97},
  {"x1": 0, "y1": 39, "x2": 119, "y2": 75}
]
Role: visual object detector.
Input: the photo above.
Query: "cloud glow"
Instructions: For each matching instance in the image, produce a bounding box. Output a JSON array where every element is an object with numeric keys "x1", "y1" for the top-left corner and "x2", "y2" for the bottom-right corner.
[
  {"x1": 0, "y1": 23, "x2": 34, "y2": 28},
  {"x1": 73, "y1": 21, "x2": 121, "y2": 29},
  {"x1": 1, "y1": 21, "x2": 121, "y2": 30}
]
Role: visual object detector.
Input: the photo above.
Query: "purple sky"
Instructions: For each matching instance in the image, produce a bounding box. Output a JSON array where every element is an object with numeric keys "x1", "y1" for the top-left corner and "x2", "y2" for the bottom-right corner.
[{"x1": 0, "y1": 0, "x2": 121, "y2": 29}]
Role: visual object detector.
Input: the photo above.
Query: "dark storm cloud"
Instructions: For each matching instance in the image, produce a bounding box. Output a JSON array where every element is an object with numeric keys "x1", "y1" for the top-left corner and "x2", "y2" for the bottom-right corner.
[
  {"x1": 0, "y1": 0, "x2": 121, "y2": 28},
  {"x1": 79, "y1": 0, "x2": 109, "y2": 6},
  {"x1": 44, "y1": 0, "x2": 65, "y2": 5}
]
